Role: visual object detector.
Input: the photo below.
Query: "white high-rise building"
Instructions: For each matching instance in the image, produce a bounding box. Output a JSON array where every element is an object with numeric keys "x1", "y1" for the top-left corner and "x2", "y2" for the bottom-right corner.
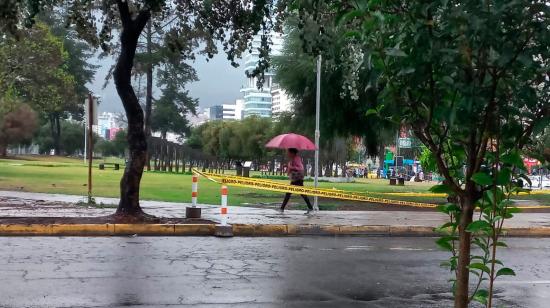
[
  {"x1": 202, "y1": 107, "x2": 210, "y2": 119},
  {"x1": 235, "y1": 99, "x2": 244, "y2": 120},
  {"x1": 96, "y1": 112, "x2": 117, "y2": 139},
  {"x1": 241, "y1": 33, "x2": 284, "y2": 118},
  {"x1": 222, "y1": 99, "x2": 244, "y2": 120},
  {"x1": 271, "y1": 83, "x2": 293, "y2": 115}
]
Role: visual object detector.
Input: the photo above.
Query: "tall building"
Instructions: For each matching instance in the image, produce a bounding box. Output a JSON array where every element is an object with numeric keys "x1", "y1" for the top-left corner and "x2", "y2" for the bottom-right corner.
[
  {"x1": 241, "y1": 33, "x2": 283, "y2": 118},
  {"x1": 222, "y1": 104, "x2": 236, "y2": 119},
  {"x1": 271, "y1": 83, "x2": 293, "y2": 115},
  {"x1": 235, "y1": 99, "x2": 244, "y2": 120},
  {"x1": 96, "y1": 112, "x2": 118, "y2": 139},
  {"x1": 221, "y1": 99, "x2": 244, "y2": 120},
  {"x1": 202, "y1": 107, "x2": 210, "y2": 119},
  {"x1": 209, "y1": 105, "x2": 223, "y2": 120}
]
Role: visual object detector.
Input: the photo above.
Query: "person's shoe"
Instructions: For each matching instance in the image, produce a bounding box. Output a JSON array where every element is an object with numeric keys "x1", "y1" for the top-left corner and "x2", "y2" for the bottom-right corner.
[
  {"x1": 304, "y1": 209, "x2": 314, "y2": 215},
  {"x1": 276, "y1": 208, "x2": 284, "y2": 214}
]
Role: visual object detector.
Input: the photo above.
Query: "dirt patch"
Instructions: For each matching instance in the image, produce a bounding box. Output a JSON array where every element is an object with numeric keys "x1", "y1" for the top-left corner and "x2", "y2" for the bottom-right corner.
[
  {"x1": 0, "y1": 196, "x2": 215, "y2": 224},
  {"x1": 0, "y1": 216, "x2": 213, "y2": 225}
]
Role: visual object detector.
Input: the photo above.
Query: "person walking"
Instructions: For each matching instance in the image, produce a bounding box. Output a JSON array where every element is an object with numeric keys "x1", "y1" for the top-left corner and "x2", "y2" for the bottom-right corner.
[{"x1": 279, "y1": 148, "x2": 314, "y2": 214}]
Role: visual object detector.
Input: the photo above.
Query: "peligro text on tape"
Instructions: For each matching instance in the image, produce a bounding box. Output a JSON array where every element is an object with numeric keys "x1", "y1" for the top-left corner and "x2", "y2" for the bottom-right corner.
[
  {"x1": 192, "y1": 169, "x2": 550, "y2": 209},
  {"x1": 193, "y1": 172, "x2": 438, "y2": 208}
]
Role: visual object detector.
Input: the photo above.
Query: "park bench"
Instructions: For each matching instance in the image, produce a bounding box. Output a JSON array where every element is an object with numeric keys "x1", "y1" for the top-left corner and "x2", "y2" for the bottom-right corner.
[
  {"x1": 99, "y1": 163, "x2": 120, "y2": 170},
  {"x1": 389, "y1": 177, "x2": 405, "y2": 186}
]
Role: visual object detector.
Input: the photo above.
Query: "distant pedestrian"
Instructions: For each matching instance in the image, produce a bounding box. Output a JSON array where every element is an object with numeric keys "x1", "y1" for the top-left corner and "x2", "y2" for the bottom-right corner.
[{"x1": 279, "y1": 148, "x2": 314, "y2": 214}]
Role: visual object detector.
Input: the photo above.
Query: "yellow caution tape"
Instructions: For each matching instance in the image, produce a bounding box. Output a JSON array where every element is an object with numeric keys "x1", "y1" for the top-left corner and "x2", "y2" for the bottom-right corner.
[
  {"x1": 380, "y1": 192, "x2": 447, "y2": 197},
  {"x1": 193, "y1": 169, "x2": 436, "y2": 208},
  {"x1": 192, "y1": 169, "x2": 550, "y2": 209}
]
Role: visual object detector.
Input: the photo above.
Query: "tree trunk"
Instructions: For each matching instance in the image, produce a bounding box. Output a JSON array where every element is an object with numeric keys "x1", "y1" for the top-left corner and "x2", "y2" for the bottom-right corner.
[
  {"x1": 50, "y1": 113, "x2": 61, "y2": 155},
  {"x1": 455, "y1": 196, "x2": 475, "y2": 308},
  {"x1": 113, "y1": 3, "x2": 151, "y2": 217},
  {"x1": 0, "y1": 144, "x2": 6, "y2": 157},
  {"x1": 175, "y1": 149, "x2": 179, "y2": 173},
  {"x1": 160, "y1": 134, "x2": 167, "y2": 171},
  {"x1": 144, "y1": 20, "x2": 153, "y2": 172},
  {"x1": 154, "y1": 142, "x2": 160, "y2": 171},
  {"x1": 55, "y1": 115, "x2": 61, "y2": 155},
  {"x1": 168, "y1": 145, "x2": 173, "y2": 173}
]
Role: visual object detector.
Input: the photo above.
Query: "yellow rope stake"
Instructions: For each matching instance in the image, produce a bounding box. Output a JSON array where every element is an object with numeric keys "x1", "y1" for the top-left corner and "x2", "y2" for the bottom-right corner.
[{"x1": 191, "y1": 169, "x2": 550, "y2": 209}]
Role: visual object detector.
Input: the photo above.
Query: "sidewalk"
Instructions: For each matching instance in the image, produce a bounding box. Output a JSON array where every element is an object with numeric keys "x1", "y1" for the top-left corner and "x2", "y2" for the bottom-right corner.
[{"x1": 1, "y1": 190, "x2": 550, "y2": 236}]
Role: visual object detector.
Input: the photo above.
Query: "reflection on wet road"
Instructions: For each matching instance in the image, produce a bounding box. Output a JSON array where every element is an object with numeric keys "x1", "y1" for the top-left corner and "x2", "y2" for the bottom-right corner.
[{"x1": 0, "y1": 237, "x2": 548, "y2": 307}]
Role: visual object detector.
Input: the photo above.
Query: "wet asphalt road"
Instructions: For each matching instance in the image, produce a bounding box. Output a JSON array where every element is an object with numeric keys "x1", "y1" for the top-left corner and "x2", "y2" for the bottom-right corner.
[{"x1": 0, "y1": 237, "x2": 548, "y2": 308}]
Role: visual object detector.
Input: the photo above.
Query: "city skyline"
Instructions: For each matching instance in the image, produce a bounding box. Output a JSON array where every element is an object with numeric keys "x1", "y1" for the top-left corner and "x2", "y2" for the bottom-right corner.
[{"x1": 89, "y1": 50, "x2": 244, "y2": 114}]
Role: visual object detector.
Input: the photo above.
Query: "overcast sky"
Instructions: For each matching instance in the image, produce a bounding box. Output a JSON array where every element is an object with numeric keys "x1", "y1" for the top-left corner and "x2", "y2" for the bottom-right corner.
[{"x1": 89, "y1": 53, "x2": 245, "y2": 113}]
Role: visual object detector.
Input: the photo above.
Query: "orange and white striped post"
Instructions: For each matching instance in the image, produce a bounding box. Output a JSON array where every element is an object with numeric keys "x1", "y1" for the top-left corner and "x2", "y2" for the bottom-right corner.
[
  {"x1": 221, "y1": 185, "x2": 228, "y2": 226},
  {"x1": 191, "y1": 175, "x2": 198, "y2": 207}
]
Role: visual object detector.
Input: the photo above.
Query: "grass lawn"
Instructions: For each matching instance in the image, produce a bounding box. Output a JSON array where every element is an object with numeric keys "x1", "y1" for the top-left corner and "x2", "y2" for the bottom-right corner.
[{"x1": 0, "y1": 156, "x2": 547, "y2": 209}]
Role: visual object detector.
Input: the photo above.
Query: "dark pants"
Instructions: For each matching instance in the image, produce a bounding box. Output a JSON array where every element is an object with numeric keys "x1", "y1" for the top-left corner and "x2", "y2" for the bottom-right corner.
[{"x1": 280, "y1": 180, "x2": 313, "y2": 210}]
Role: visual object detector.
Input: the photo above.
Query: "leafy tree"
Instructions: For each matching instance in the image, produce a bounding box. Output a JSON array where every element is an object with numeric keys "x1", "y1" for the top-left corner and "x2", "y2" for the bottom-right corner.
[
  {"x1": 34, "y1": 120, "x2": 98, "y2": 155},
  {"x1": 59, "y1": 121, "x2": 86, "y2": 156},
  {"x1": 3, "y1": 0, "x2": 287, "y2": 218},
  {"x1": 273, "y1": 15, "x2": 398, "y2": 157},
  {"x1": 135, "y1": 17, "x2": 198, "y2": 139},
  {"x1": 41, "y1": 11, "x2": 97, "y2": 121},
  {"x1": 526, "y1": 127, "x2": 550, "y2": 167},
  {"x1": 0, "y1": 97, "x2": 38, "y2": 157},
  {"x1": 0, "y1": 22, "x2": 78, "y2": 155},
  {"x1": 150, "y1": 87, "x2": 196, "y2": 140},
  {"x1": 150, "y1": 61, "x2": 198, "y2": 141},
  {"x1": 96, "y1": 130, "x2": 127, "y2": 157},
  {"x1": 95, "y1": 139, "x2": 116, "y2": 157},
  {"x1": 317, "y1": 1, "x2": 549, "y2": 306}
]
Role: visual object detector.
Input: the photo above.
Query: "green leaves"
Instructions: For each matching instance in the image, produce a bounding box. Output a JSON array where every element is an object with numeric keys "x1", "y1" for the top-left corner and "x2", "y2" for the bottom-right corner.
[
  {"x1": 504, "y1": 206, "x2": 521, "y2": 219},
  {"x1": 471, "y1": 172, "x2": 493, "y2": 186},
  {"x1": 365, "y1": 108, "x2": 378, "y2": 116},
  {"x1": 496, "y1": 267, "x2": 516, "y2": 277},
  {"x1": 436, "y1": 222, "x2": 457, "y2": 232},
  {"x1": 344, "y1": 31, "x2": 362, "y2": 40},
  {"x1": 437, "y1": 203, "x2": 460, "y2": 214},
  {"x1": 472, "y1": 289, "x2": 489, "y2": 304},
  {"x1": 469, "y1": 263, "x2": 491, "y2": 274},
  {"x1": 336, "y1": 10, "x2": 363, "y2": 26},
  {"x1": 384, "y1": 48, "x2": 407, "y2": 57},
  {"x1": 496, "y1": 167, "x2": 512, "y2": 185},
  {"x1": 466, "y1": 220, "x2": 492, "y2": 233},
  {"x1": 436, "y1": 236, "x2": 457, "y2": 251},
  {"x1": 430, "y1": 184, "x2": 453, "y2": 194},
  {"x1": 501, "y1": 151, "x2": 524, "y2": 169}
]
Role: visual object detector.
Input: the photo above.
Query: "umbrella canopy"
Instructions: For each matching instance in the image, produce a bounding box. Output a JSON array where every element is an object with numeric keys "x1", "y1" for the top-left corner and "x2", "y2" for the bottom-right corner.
[{"x1": 265, "y1": 133, "x2": 317, "y2": 150}]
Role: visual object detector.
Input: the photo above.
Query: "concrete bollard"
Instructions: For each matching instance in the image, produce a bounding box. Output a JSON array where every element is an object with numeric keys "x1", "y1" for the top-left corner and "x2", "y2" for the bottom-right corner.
[
  {"x1": 186, "y1": 175, "x2": 201, "y2": 219},
  {"x1": 221, "y1": 185, "x2": 228, "y2": 226},
  {"x1": 191, "y1": 175, "x2": 198, "y2": 206},
  {"x1": 215, "y1": 185, "x2": 233, "y2": 237}
]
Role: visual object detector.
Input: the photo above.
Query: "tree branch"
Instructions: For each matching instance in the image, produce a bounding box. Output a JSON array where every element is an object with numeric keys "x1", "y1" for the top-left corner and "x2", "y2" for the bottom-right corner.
[
  {"x1": 135, "y1": 10, "x2": 151, "y2": 33},
  {"x1": 518, "y1": 105, "x2": 548, "y2": 149},
  {"x1": 413, "y1": 125, "x2": 463, "y2": 195},
  {"x1": 116, "y1": 0, "x2": 131, "y2": 28}
]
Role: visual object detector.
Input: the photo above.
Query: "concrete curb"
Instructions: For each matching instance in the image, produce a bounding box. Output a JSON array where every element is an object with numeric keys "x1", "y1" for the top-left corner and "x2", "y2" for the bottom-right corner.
[
  {"x1": 0, "y1": 223, "x2": 549, "y2": 237},
  {"x1": 0, "y1": 224, "x2": 216, "y2": 236}
]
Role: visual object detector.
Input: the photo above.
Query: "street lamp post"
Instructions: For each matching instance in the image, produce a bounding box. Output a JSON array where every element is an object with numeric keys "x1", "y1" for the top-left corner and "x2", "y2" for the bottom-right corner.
[{"x1": 313, "y1": 54, "x2": 321, "y2": 211}]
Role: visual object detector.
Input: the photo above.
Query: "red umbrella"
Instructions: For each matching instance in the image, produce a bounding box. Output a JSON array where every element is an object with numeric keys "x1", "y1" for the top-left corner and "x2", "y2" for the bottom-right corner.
[{"x1": 266, "y1": 133, "x2": 316, "y2": 150}]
